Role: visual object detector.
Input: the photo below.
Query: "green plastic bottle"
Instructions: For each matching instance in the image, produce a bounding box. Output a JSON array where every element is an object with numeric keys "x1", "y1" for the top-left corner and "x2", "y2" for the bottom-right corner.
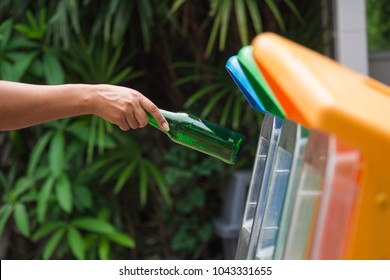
[{"x1": 148, "y1": 110, "x2": 245, "y2": 164}]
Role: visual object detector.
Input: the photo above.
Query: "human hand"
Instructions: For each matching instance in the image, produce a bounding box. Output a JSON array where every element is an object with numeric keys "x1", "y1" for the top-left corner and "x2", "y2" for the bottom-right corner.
[{"x1": 91, "y1": 85, "x2": 169, "y2": 131}]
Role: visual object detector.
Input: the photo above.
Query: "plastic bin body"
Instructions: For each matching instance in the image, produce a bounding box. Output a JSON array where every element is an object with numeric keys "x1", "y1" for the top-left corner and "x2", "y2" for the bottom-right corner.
[
  {"x1": 255, "y1": 120, "x2": 309, "y2": 260},
  {"x1": 235, "y1": 114, "x2": 282, "y2": 259},
  {"x1": 252, "y1": 32, "x2": 390, "y2": 259},
  {"x1": 310, "y1": 140, "x2": 361, "y2": 259},
  {"x1": 273, "y1": 124, "x2": 309, "y2": 259},
  {"x1": 283, "y1": 130, "x2": 329, "y2": 259}
]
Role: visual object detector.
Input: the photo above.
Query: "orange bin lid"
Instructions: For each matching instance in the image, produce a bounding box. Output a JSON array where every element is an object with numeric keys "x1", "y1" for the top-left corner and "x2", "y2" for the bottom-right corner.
[{"x1": 251, "y1": 32, "x2": 390, "y2": 259}]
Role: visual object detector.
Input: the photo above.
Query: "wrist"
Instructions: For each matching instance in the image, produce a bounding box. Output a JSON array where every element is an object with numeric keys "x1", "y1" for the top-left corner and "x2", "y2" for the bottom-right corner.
[{"x1": 67, "y1": 84, "x2": 97, "y2": 115}]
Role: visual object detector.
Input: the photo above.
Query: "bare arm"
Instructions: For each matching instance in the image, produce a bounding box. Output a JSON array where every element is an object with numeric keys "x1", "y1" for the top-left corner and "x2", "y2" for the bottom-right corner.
[{"x1": 0, "y1": 81, "x2": 169, "y2": 131}]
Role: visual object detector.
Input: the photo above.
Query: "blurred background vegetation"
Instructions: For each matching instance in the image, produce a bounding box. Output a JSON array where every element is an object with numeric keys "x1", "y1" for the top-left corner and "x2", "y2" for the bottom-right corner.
[
  {"x1": 366, "y1": 0, "x2": 390, "y2": 51},
  {"x1": 0, "y1": 0, "x2": 333, "y2": 260}
]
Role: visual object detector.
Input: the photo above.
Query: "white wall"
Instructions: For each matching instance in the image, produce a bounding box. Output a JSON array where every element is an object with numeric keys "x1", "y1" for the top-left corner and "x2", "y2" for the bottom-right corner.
[{"x1": 333, "y1": 0, "x2": 368, "y2": 75}]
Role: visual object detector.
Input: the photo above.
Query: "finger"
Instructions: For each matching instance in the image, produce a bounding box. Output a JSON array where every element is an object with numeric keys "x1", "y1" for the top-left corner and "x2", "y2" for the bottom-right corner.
[
  {"x1": 133, "y1": 104, "x2": 149, "y2": 128},
  {"x1": 140, "y1": 97, "x2": 169, "y2": 131},
  {"x1": 126, "y1": 111, "x2": 140, "y2": 129},
  {"x1": 118, "y1": 118, "x2": 131, "y2": 131}
]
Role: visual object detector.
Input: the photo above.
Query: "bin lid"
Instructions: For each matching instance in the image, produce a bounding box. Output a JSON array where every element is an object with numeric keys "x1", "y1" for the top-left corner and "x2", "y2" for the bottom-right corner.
[
  {"x1": 237, "y1": 46, "x2": 285, "y2": 119},
  {"x1": 251, "y1": 32, "x2": 390, "y2": 151},
  {"x1": 226, "y1": 55, "x2": 266, "y2": 113}
]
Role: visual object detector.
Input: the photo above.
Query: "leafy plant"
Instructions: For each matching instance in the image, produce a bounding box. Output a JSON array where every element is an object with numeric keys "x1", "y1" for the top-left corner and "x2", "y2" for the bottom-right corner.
[
  {"x1": 204, "y1": 0, "x2": 300, "y2": 57},
  {"x1": 86, "y1": 132, "x2": 172, "y2": 206},
  {"x1": 366, "y1": 0, "x2": 390, "y2": 51},
  {"x1": 0, "y1": 162, "x2": 37, "y2": 240},
  {"x1": 175, "y1": 61, "x2": 263, "y2": 131},
  {"x1": 32, "y1": 216, "x2": 135, "y2": 260},
  {"x1": 0, "y1": 0, "x2": 310, "y2": 260},
  {"x1": 0, "y1": 19, "x2": 39, "y2": 82}
]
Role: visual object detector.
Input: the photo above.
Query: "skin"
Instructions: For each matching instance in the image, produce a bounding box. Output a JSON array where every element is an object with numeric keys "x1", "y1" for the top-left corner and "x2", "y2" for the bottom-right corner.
[{"x1": 0, "y1": 80, "x2": 169, "y2": 131}]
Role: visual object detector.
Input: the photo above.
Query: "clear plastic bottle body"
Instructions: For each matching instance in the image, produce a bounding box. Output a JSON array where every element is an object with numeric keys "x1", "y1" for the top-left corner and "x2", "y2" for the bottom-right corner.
[{"x1": 148, "y1": 110, "x2": 245, "y2": 164}]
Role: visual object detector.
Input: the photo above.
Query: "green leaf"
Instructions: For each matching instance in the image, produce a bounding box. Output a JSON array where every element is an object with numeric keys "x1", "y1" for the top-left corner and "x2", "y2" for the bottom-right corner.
[
  {"x1": 235, "y1": 0, "x2": 248, "y2": 45},
  {"x1": 0, "y1": 205, "x2": 13, "y2": 241},
  {"x1": 139, "y1": 161, "x2": 148, "y2": 206},
  {"x1": 112, "y1": 1, "x2": 133, "y2": 45},
  {"x1": 113, "y1": 161, "x2": 137, "y2": 194},
  {"x1": 35, "y1": 167, "x2": 51, "y2": 181},
  {"x1": 49, "y1": 131, "x2": 65, "y2": 177},
  {"x1": 205, "y1": 1, "x2": 222, "y2": 57},
  {"x1": 37, "y1": 177, "x2": 55, "y2": 223},
  {"x1": 67, "y1": 227, "x2": 85, "y2": 260},
  {"x1": 97, "y1": 118, "x2": 107, "y2": 154},
  {"x1": 209, "y1": 0, "x2": 220, "y2": 16},
  {"x1": 220, "y1": 94, "x2": 234, "y2": 126},
  {"x1": 32, "y1": 221, "x2": 64, "y2": 241},
  {"x1": 168, "y1": 0, "x2": 187, "y2": 16},
  {"x1": 55, "y1": 175, "x2": 73, "y2": 213},
  {"x1": 14, "y1": 24, "x2": 33, "y2": 37},
  {"x1": 0, "y1": 60, "x2": 13, "y2": 81},
  {"x1": 84, "y1": 156, "x2": 116, "y2": 175},
  {"x1": 29, "y1": 59, "x2": 44, "y2": 77},
  {"x1": 13, "y1": 204, "x2": 30, "y2": 237},
  {"x1": 107, "y1": 44, "x2": 124, "y2": 78},
  {"x1": 12, "y1": 177, "x2": 32, "y2": 198},
  {"x1": 72, "y1": 217, "x2": 116, "y2": 234},
  {"x1": 102, "y1": 162, "x2": 125, "y2": 184},
  {"x1": 43, "y1": 228, "x2": 65, "y2": 260},
  {"x1": 200, "y1": 88, "x2": 229, "y2": 118},
  {"x1": 232, "y1": 96, "x2": 243, "y2": 130},
  {"x1": 174, "y1": 73, "x2": 202, "y2": 86},
  {"x1": 10, "y1": 51, "x2": 39, "y2": 81},
  {"x1": 101, "y1": 162, "x2": 126, "y2": 185},
  {"x1": 7, "y1": 37, "x2": 39, "y2": 49},
  {"x1": 87, "y1": 115, "x2": 98, "y2": 164},
  {"x1": 246, "y1": 0, "x2": 263, "y2": 33},
  {"x1": 39, "y1": 8, "x2": 47, "y2": 32},
  {"x1": 26, "y1": 10, "x2": 39, "y2": 34},
  {"x1": 138, "y1": 0, "x2": 153, "y2": 51},
  {"x1": 73, "y1": 185, "x2": 92, "y2": 210},
  {"x1": 66, "y1": 124, "x2": 116, "y2": 148},
  {"x1": 145, "y1": 161, "x2": 171, "y2": 205},
  {"x1": 106, "y1": 232, "x2": 135, "y2": 248},
  {"x1": 265, "y1": 0, "x2": 285, "y2": 31},
  {"x1": 219, "y1": 0, "x2": 232, "y2": 50},
  {"x1": 283, "y1": 0, "x2": 303, "y2": 22},
  {"x1": 98, "y1": 238, "x2": 110, "y2": 260},
  {"x1": 183, "y1": 83, "x2": 225, "y2": 108},
  {"x1": 43, "y1": 51, "x2": 64, "y2": 85},
  {"x1": 27, "y1": 131, "x2": 53, "y2": 176},
  {"x1": 0, "y1": 19, "x2": 13, "y2": 51},
  {"x1": 109, "y1": 66, "x2": 133, "y2": 85}
]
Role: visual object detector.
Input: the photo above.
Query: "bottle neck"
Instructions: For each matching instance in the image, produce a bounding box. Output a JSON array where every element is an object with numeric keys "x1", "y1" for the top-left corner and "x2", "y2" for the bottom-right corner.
[{"x1": 148, "y1": 109, "x2": 176, "y2": 132}]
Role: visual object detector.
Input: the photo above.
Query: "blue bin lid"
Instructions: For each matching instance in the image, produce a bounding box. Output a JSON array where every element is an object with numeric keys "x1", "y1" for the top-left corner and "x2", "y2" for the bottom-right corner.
[{"x1": 226, "y1": 55, "x2": 266, "y2": 114}]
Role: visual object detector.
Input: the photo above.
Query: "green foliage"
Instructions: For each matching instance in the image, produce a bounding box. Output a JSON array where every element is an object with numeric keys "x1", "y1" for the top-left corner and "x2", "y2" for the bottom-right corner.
[
  {"x1": 161, "y1": 146, "x2": 224, "y2": 259},
  {"x1": 175, "y1": 61, "x2": 263, "y2": 132},
  {"x1": 0, "y1": 9, "x2": 65, "y2": 84},
  {"x1": 0, "y1": 0, "x2": 308, "y2": 260},
  {"x1": 170, "y1": 0, "x2": 301, "y2": 58},
  {"x1": 366, "y1": 0, "x2": 390, "y2": 51},
  {"x1": 0, "y1": 19, "x2": 39, "y2": 82}
]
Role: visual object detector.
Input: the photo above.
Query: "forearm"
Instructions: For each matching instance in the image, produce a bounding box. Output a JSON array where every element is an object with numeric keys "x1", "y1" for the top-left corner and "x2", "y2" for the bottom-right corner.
[
  {"x1": 0, "y1": 81, "x2": 93, "y2": 130},
  {"x1": 0, "y1": 81, "x2": 168, "y2": 131}
]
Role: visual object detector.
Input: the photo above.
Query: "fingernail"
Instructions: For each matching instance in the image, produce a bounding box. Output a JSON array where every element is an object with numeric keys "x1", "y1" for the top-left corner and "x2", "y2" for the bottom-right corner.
[{"x1": 162, "y1": 122, "x2": 170, "y2": 131}]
